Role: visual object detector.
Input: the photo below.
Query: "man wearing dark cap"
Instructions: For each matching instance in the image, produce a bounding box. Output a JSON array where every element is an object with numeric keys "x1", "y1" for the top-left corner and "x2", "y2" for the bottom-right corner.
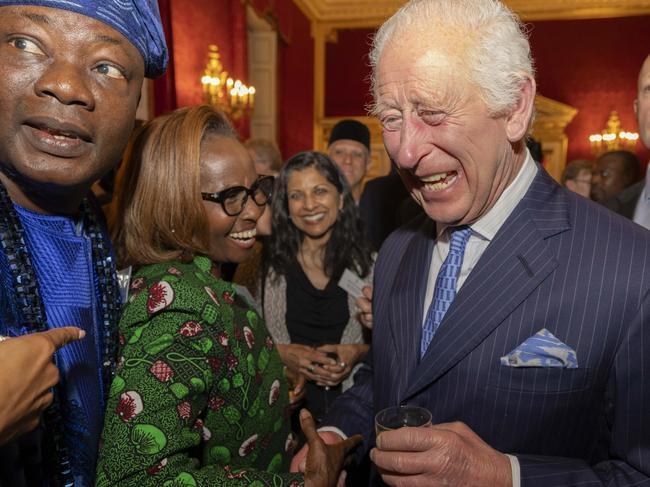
[
  {"x1": 328, "y1": 119, "x2": 371, "y2": 203},
  {"x1": 0, "y1": 1, "x2": 167, "y2": 485}
]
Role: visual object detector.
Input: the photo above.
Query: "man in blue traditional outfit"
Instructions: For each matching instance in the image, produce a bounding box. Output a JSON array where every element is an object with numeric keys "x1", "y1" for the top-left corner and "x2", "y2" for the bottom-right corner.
[{"x1": 0, "y1": 1, "x2": 167, "y2": 486}]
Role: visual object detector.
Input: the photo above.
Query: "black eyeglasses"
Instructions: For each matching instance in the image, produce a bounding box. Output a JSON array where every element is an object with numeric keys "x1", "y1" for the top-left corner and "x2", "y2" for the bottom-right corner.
[{"x1": 202, "y1": 175, "x2": 274, "y2": 216}]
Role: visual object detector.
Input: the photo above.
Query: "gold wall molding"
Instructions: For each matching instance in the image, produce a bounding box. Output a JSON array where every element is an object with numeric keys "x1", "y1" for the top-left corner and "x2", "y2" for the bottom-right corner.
[
  {"x1": 532, "y1": 95, "x2": 578, "y2": 181},
  {"x1": 292, "y1": 0, "x2": 397, "y2": 27},
  {"x1": 294, "y1": 0, "x2": 650, "y2": 25},
  {"x1": 506, "y1": 0, "x2": 650, "y2": 21}
]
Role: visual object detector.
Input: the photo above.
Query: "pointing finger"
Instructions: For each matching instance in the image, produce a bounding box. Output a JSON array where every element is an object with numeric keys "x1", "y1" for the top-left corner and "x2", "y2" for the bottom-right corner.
[
  {"x1": 41, "y1": 327, "x2": 85, "y2": 351},
  {"x1": 299, "y1": 409, "x2": 319, "y2": 444}
]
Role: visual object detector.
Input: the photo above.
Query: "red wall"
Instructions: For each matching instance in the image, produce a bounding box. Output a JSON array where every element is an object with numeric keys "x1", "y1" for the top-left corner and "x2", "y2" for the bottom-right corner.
[
  {"x1": 530, "y1": 16, "x2": 650, "y2": 163},
  {"x1": 324, "y1": 17, "x2": 650, "y2": 163},
  {"x1": 325, "y1": 29, "x2": 374, "y2": 117},
  {"x1": 276, "y1": 0, "x2": 314, "y2": 159},
  {"x1": 153, "y1": 0, "x2": 176, "y2": 117},
  {"x1": 169, "y1": 0, "x2": 247, "y2": 109},
  {"x1": 154, "y1": 0, "x2": 311, "y2": 156},
  {"x1": 152, "y1": 0, "x2": 249, "y2": 136}
]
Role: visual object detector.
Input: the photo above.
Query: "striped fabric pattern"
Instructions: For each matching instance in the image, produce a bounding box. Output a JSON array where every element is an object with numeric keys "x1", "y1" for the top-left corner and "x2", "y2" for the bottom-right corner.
[
  {"x1": 325, "y1": 167, "x2": 650, "y2": 486},
  {"x1": 420, "y1": 226, "x2": 471, "y2": 358}
]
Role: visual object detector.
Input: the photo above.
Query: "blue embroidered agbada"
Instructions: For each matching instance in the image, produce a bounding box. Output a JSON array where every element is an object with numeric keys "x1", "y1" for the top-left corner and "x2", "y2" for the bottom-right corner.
[{"x1": 0, "y1": 204, "x2": 111, "y2": 487}]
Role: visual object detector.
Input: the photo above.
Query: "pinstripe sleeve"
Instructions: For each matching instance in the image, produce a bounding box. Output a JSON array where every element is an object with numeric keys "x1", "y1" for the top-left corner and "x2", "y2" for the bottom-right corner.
[
  {"x1": 320, "y1": 344, "x2": 376, "y2": 456},
  {"x1": 318, "y1": 224, "x2": 415, "y2": 457}
]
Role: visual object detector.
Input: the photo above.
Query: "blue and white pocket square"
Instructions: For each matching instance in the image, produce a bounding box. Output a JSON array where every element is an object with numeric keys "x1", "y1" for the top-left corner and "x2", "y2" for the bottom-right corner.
[{"x1": 500, "y1": 328, "x2": 578, "y2": 368}]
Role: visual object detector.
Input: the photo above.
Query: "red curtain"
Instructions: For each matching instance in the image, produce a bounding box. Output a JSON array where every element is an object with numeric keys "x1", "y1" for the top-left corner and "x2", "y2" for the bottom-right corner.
[
  {"x1": 152, "y1": 0, "x2": 249, "y2": 137},
  {"x1": 230, "y1": 0, "x2": 250, "y2": 138},
  {"x1": 152, "y1": 0, "x2": 176, "y2": 117},
  {"x1": 152, "y1": 0, "x2": 314, "y2": 151}
]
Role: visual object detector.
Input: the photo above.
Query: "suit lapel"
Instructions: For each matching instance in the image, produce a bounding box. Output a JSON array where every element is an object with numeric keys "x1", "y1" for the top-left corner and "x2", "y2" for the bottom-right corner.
[
  {"x1": 402, "y1": 170, "x2": 570, "y2": 401},
  {"x1": 386, "y1": 219, "x2": 435, "y2": 390}
]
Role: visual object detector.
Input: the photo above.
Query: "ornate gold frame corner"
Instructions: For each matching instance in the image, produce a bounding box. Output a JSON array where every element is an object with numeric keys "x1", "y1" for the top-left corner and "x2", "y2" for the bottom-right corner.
[{"x1": 532, "y1": 95, "x2": 578, "y2": 181}]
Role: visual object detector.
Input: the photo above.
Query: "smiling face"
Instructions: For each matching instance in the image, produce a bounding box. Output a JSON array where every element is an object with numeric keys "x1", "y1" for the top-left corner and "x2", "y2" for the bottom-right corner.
[
  {"x1": 0, "y1": 6, "x2": 145, "y2": 212},
  {"x1": 374, "y1": 40, "x2": 531, "y2": 226},
  {"x1": 286, "y1": 166, "x2": 343, "y2": 244},
  {"x1": 200, "y1": 135, "x2": 264, "y2": 265},
  {"x1": 328, "y1": 139, "x2": 369, "y2": 194}
]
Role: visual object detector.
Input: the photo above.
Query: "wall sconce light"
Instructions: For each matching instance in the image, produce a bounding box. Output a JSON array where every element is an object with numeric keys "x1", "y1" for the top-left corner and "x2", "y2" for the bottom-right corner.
[
  {"x1": 589, "y1": 110, "x2": 639, "y2": 156},
  {"x1": 200, "y1": 44, "x2": 255, "y2": 120}
]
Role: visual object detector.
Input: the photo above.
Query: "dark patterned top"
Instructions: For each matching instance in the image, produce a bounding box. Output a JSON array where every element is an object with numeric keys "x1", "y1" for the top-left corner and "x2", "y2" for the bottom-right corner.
[{"x1": 96, "y1": 256, "x2": 304, "y2": 486}]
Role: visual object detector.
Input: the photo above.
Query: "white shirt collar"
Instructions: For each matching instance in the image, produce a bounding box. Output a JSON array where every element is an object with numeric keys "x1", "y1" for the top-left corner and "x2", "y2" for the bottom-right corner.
[{"x1": 437, "y1": 150, "x2": 538, "y2": 241}]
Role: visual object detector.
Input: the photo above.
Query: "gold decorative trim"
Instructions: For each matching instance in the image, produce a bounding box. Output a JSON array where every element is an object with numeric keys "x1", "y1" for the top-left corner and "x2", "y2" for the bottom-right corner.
[
  {"x1": 532, "y1": 95, "x2": 578, "y2": 181},
  {"x1": 533, "y1": 95, "x2": 578, "y2": 138},
  {"x1": 293, "y1": 0, "x2": 650, "y2": 25},
  {"x1": 292, "y1": 0, "x2": 396, "y2": 26},
  {"x1": 506, "y1": 0, "x2": 650, "y2": 20}
]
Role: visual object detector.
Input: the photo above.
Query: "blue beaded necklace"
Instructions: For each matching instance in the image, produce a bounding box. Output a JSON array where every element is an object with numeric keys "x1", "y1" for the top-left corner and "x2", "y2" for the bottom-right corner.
[{"x1": 0, "y1": 182, "x2": 121, "y2": 487}]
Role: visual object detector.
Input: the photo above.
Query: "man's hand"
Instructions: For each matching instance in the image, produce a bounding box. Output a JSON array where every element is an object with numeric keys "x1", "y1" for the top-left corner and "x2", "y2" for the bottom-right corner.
[
  {"x1": 0, "y1": 327, "x2": 85, "y2": 446},
  {"x1": 291, "y1": 429, "x2": 345, "y2": 473},
  {"x1": 355, "y1": 285, "x2": 373, "y2": 329},
  {"x1": 370, "y1": 421, "x2": 512, "y2": 487},
  {"x1": 299, "y1": 409, "x2": 363, "y2": 487}
]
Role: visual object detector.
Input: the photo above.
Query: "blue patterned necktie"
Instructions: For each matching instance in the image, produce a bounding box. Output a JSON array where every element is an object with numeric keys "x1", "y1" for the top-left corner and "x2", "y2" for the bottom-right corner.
[{"x1": 420, "y1": 226, "x2": 472, "y2": 358}]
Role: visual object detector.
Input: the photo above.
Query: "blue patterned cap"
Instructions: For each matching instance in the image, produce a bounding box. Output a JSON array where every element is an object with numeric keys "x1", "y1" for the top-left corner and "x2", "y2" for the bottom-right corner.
[{"x1": 0, "y1": 0, "x2": 168, "y2": 77}]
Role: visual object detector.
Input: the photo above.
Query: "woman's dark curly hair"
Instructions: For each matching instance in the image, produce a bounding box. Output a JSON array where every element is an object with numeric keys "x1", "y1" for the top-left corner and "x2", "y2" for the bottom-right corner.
[{"x1": 267, "y1": 151, "x2": 372, "y2": 280}]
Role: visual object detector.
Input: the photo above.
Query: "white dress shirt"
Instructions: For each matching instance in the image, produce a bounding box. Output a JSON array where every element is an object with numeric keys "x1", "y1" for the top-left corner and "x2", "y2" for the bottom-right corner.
[{"x1": 422, "y1": 152, "x2": 538, "y2": 322}]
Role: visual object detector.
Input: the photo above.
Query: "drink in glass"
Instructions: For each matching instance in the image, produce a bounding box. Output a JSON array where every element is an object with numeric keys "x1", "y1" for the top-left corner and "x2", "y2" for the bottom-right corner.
[{"x1": 375, "y1": 405, "x2": 432, "y2": 435}]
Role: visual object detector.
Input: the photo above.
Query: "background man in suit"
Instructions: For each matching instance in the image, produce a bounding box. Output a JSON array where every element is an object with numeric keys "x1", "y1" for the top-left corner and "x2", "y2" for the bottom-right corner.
[
  {"x1": 292, "y1": 0, "x2": 650, "y2": 485},
  {"x1": 606, "y1": 54, "x2": 650, "y2": 228},
  {"x1": 359, "y1": 167, "x2": 412, "y2": 250},
  {"x1": 590, "y1": 150, "x2": 641, "y2": 203}
]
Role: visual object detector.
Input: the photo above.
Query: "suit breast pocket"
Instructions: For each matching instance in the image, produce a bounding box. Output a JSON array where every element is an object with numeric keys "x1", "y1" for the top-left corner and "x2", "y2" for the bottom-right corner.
[{"x1": 487, "y1": 366, "x2": 592, "y2": 394}]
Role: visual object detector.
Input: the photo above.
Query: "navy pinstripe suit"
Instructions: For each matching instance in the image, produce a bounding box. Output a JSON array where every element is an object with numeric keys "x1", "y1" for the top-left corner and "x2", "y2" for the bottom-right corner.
[{"x1": 325, "y1": 167, "x2": 650, "y2": 485}]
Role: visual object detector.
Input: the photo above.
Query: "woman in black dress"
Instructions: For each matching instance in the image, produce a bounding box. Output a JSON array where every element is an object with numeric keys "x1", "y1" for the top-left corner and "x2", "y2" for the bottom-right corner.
[{"x1": 261, "y1": 151, "x2": 373, "y2": 422}]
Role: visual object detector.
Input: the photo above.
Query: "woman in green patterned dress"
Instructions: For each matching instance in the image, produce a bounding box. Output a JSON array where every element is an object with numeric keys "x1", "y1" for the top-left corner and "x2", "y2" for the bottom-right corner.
[{"x1": 96, "y1": 105, "x2": 360, "y2": 487}]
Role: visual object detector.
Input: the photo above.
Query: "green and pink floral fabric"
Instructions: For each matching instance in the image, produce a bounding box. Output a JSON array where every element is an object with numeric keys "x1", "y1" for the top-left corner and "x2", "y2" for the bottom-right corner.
[{"x1": 96, "y1": 256, "x2": 304, "y2": 486}]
